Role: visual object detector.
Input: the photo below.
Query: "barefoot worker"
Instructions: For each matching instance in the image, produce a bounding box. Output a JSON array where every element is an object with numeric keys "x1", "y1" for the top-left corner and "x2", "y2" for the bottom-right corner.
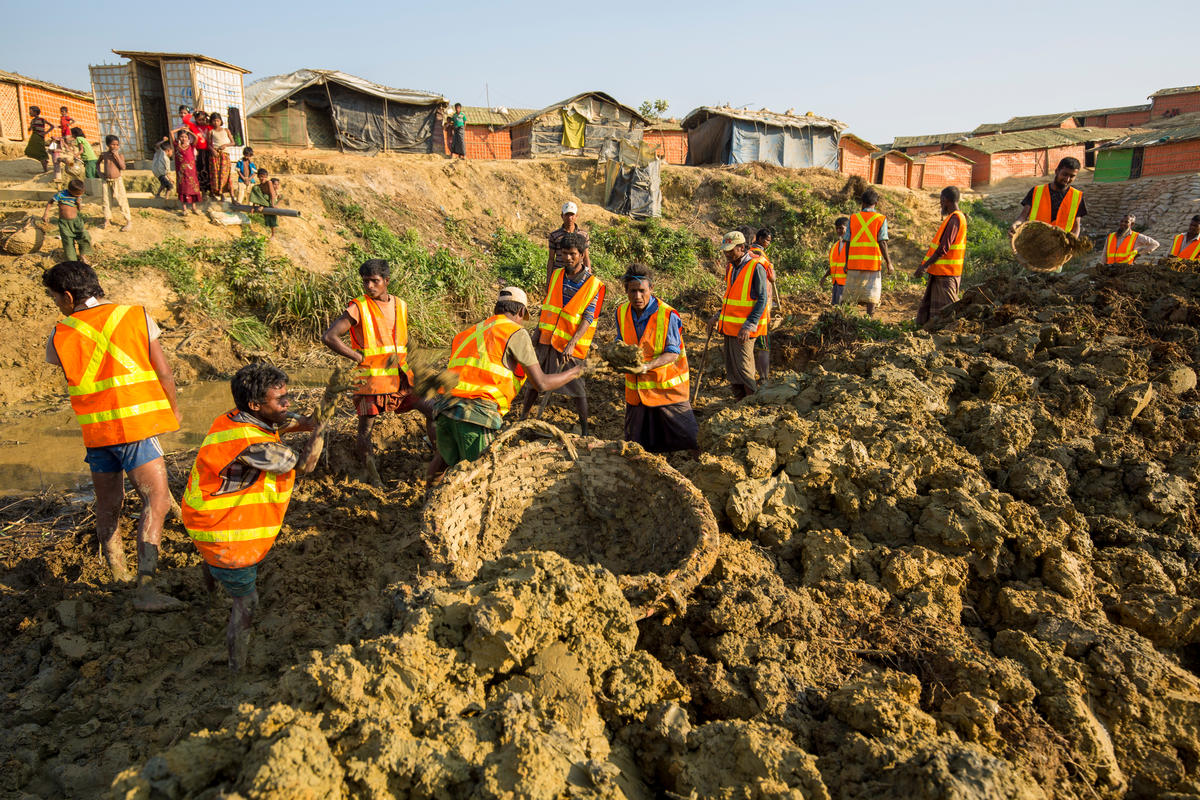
[
  {"x1": 615, "y1": 266, "x2": 698, "y2": 454},
  {"x1": 522, "y1": 232, "x2": 604, "y2": 435},
  {"x1": 42, "y1": 261, "x2": 183, "y2": 611},
  {"x1": 914, "y1": 187, "x2": 968, "y2": 325},
  {"x1": 322, "y1": 258, "x2": 441, "y2": 477},
  {"x1": 434, "y1": 287, "x2": 584, "y2": 467},
  {"x1": 709, "y1": 230, "x2": 768, "y2": 400},
  {"x1": 842, "y1": 188, "x2": 894, "y2": 317},
  {"x1": 182, "y1": 363, "x2": 326, "y2": 672}
]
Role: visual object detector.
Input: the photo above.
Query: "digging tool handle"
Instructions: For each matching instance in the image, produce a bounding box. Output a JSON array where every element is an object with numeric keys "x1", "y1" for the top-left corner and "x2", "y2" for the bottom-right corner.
[
  {"x1": 230, "y1": 203, "x2": 301, "y2": 217},
  {"x1": 691, "y1": 324, "x2": 716, "y2": 405}
]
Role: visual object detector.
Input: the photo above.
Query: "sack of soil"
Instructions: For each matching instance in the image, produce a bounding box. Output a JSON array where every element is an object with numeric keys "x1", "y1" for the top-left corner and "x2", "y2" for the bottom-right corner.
[
  {"x1": 1011, "y1": 221, "x2": 1092, "y2": 272},
  {"x1": 1, "y1": 218, "x2": 45, "y2": 255}
]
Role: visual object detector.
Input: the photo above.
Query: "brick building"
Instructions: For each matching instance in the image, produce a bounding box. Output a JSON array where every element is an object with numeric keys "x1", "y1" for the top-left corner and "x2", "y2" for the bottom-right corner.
[
  {"x1": 1095, "y1": 118, "x2": 1200, "y2": 182},
  {"x1": 1077, "y1": 104, "x2": 1152, "y2": 128},
  {"x1": 891, "y1": 131, "x2": 969, "y2": 156},
  {"x1": 642, "y1": 121, "x2": 688, "y2": 165},
  {"x1": 872, "y1": 150, "x2": 911, "y2": 187},
  {"x1": 837, "y1": 133, "x2": 878, "y2": 181},
  {"x1": 0, "y1": 69, "x2": 98, "y2": 143},
  {"x1": 1150, "y1": 86, "x2": 1200, "y2": 119},
  {"x1": 972, "y1": 112, "x2": 1080, "y2": 137},
  {"x1": 441, "y1": 106, "x2": 533, "y2": 160},
  {"x1": 911, "y1": 151, "x2": 974, "y2": 190},
  {"x1": 946, "y1": 128, "x2": 1131, "y2": 186}
]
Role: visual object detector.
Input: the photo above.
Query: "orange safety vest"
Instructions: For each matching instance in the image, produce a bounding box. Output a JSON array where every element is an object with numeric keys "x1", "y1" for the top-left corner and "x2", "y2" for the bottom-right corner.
[
  {"x1": 182, "y1": 411, "x2": 295, "y2": 570},
  {"x1": 1028, "y1": 184, "x2": 1083, "y2": 232},
  {"x1": 847, "y1": 211, "x2": 886, "y2": 271},
  {"x1": 347, "y1": 295, "x2": 415, "y2": 395},
  {"x1": 616, "y1": 299, "x2": 689, "y2": 407},
  {"x1": 52, "y1": 303, "x2": 178, "y2": 448},
  {"x1": 748, "y1": 245, "x2": 776, "y2": 281},
  {"x1": 537, "y1": 268, "x2": 605, "y2": 359},
  {"x1": 446, "y1": 315, "x2": 527, "y2": 415},
  {"x1": 925, "y1": 210, "x2": 968, "y2": 276},
  {"x1": 828, "y1": 240, "x2": 848, "y2": 285},
  {"x1": 719, "y1": 257, "x2": 768, "y2": 337},
  {"x1": 1170, "y1": 234, "x2": 1200, "y2": 260},
  {"x1": 1104, "y1": 231, "x2": 1139, "y2": 265}
]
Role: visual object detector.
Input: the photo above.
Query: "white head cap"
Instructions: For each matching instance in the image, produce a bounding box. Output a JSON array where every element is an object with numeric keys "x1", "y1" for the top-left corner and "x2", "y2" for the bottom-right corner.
[
  {"x1": 561, "y1": 201, "x2": 578, "y2": 215},
  {"x1": 499, "y1": 286, "x2": 528, "y2": 306}
]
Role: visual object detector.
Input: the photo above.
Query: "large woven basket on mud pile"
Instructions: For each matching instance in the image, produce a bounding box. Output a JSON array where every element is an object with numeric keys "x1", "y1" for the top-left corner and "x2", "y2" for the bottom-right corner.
[
  {"x1": 421, "y1": 420, "x2": 720, "y2": 618},
  {"x1": 1, "y1": 218, "x2": 46, "y2": 255},
  {"x1": 1011, "y1": 221, "x2": 1092, "y2": 272}
]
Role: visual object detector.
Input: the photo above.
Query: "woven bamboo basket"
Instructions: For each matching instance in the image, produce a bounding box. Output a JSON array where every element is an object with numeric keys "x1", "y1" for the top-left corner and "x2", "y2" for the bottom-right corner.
[
  {"x1": 421, "y1": 420, "x2": 720, "y2": 618},
  {"x1": 1011, "y1": 221, "x2": 1092, "y2": 273},
  {"x1": 1, "y1": 218, "x2": 46, "y2": 255}
]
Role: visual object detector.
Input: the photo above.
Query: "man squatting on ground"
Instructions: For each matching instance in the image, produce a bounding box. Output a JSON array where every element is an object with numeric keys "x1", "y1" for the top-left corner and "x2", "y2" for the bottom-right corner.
[
  {"x1": 747, "y1": 227, "x2": 780, "y2": 382},
  {"x1": 710, "y1": 230, "x2": 769, "y2": 400},
  {"x1": 821, "y1": 217, "x2": 849, "y2": 305},
  {"x1": 183, "y1": 363, "x2": 326, "y2": 672},
  {"x1": 842, "y1": 188, "x2": 893, "y2": 317},
  {"x1": 1103, "y1": 213, "x2": 1159, "y2": 265},
  {"x1": 914, "y1": 187, "x2": 968, "y2": 325},
  {"x1": 43, "y1": 261, "x2": 183, "y2": 611},
  {"x1": 322, "y1": 259, "x2": 443, "y2": 478},
  {"x1": 615, "y1": 267, "x2": 699, "y2": 454},
  {"x1": 522, "y1": 232, "x2": 605, "y2": 435},
  {"x1": 433, "y1": 288, "x2": 584, "y2": 468}
]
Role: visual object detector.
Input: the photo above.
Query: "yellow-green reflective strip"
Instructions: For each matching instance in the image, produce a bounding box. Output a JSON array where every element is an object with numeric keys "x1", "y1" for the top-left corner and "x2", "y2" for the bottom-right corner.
[
  {"x1": 360, "y1": 368, "x2": 399, "y2": 377},
  {"x1": 627, "y1": 373, "x2": 688, "y2": 390},
  {"x1": 68, "y1": 369, "x2": 158, "y2": 396},
  {"x1": 201, "y1": 426, "x2": 273, "y2": 447},
  {"x1": 184, "y1": 487, "x2": 290, "y2": 511},
  {"x1": 77, "y1": 399, "x2": 172, "y2": 425},
  {"x1": 448, "y1": 357, "x2": 512, "y2": 380},
  {"x1": 187, "y1": 525, "x2": 281, "y2": 543}
]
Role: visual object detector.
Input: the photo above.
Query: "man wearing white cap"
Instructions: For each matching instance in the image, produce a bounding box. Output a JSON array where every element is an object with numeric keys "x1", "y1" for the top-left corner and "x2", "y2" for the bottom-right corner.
[
  {"x1": 432, "y1": 287, "x2": 583, "y2": 467},
  {"x1": 547, "y1": 201, "x2": 591, "y2": 285},
  {"x1": 708, "y1": 231, "x2": 768, "y2": 399}
]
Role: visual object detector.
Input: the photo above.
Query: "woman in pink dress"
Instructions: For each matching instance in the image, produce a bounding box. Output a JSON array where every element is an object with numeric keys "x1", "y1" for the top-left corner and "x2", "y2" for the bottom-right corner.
[{"x1": 173, "y1": 131, "x2": 203, "y2": 214}]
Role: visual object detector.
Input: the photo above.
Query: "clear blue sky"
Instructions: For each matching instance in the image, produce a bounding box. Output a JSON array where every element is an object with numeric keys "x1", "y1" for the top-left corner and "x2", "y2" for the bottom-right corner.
[{"x1": 3, "y1": 0, "x2": 1196, "y2": 144}]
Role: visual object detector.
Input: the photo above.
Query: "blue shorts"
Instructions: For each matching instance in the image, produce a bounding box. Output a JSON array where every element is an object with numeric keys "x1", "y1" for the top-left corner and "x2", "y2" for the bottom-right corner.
[
  {"x1": 84, "y1": 437, "x2": 163, "y2": 474},
  {"x1": 207, "y1": 563, "x2": 259, "y2": 598}
]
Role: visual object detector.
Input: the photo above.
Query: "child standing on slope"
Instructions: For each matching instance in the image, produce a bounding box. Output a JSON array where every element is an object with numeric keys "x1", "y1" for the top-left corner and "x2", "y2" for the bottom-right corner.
[
  {"x1": 42, "y1": 179, "x2": 91, "y2": 262},
  {"x1": 98, "y1": 135, "x2": 132, "y2": 232}
]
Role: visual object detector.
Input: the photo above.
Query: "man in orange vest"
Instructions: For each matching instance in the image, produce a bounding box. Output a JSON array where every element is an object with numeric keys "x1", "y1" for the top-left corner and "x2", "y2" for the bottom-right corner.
[
  {"x1": 821, "y1": 217, "x2": 849, "y2": 305},
  {"x1": 522, "y1": 232, "x2": 604, "y2": 435},
  {"x1": 1170, "y1": 215, "x2": 1200, "y2": 260},
  {"x1": 1012, "y1": 157, "x2": 1086, "y2": 237},
  {"x1": 435, "y1": 287, "x2": 584, "y2": 467},
  {"x1": 322, "y1": 259, "x2": 441, "y2": 478},
  {"x1": 915, "y1": 187, "x2": 968, "y2": 325},
  {"x1": 1102, "y1": 214, "x2": 1159, "y2": 265},
  {"x1": 615, "y1": 266, "x2": 698, "y2": 454},
  {"x1": 708, "y1": 230, "x2": 769, "y2": 399},
  {"x1": 842, "y1": 188, "x2": 894, "y2": 316},
  {"x1": 42, "y1": 261, "x2": 184, "y2": 612},
  {"x1": 183, "y1": 363, "x2": 326, "y2": 671},
  {"x1": 748, "y1": 227, "x2": 780, "y2": 383}
]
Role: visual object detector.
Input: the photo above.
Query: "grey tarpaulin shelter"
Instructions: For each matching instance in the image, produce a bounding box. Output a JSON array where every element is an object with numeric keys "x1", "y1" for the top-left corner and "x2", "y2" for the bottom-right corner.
[
  {"x1": 89, "y1": 51, "x2": 249, "y2": 160},
  {"x1": 681, "y1": 106, "x2": 845, "y2": 169},
  {"x1": 245, "y1": 70, "x2": 445, "y2": 153},
  {"x1": 504, "y1": 91, "x2": 648, "y2": 158},
  {"x1": 600, "y1": 138, "x2": 662, "y2": 219}
]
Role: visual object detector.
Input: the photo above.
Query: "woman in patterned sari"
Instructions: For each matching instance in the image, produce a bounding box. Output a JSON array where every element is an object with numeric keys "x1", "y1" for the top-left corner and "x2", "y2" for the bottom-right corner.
[
  {"x1": 207, "y1": 113, "x2": 235, "y2": 200},
  {"x1": 191, "y1": 110, "x2": 212, "y2": 196},
  {"x1": 24, "y1": 106, "x2": 51, "y2": 172},
  {"x1": 174, "y1": 131, "x2": 203, "y2": 215}
]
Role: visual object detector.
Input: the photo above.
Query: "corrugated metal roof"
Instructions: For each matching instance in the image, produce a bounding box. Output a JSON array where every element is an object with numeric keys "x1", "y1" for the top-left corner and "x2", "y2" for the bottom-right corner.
[
  {"x1": 972, "y1": 112, "x2": 1077, "y2": 135},
  {"x1": 458, "y1": 106, "x2": 536, "y2": 126},
  {"x1": 0, "y1": 69, "x2": 92, "y2": 100},
  {"x1": 953, "y1": 127, "x2": 1136, "y2": 154},
  {"x1": 1151, "y1": 86, "x2": 1200, "y2": 98},
  {"x1": 1074, "y1": 103, "x2": 1151, "y2": 117},
  {"x1": 111, "y1": 50, "x2": 250, "y2": 73},
  {"x1": 872, "y1": 149, "x2": 912, "y2": 162},
  {"x1": 1098, "y1": 124, "x2": 1200, "y2": 150},
  {"x1": 914, "y1": 151, "x2": 975, "y2": 165},
  {"x1": 504, "y1": 91, "x2": 648, "y2": 129},
  {"x1": 839, "y1": 133, "x2": 879, "y2": 152},
  {"x1": 681, "y1": 106, "x2": 844, "y2": 132},
  {"x1": 892, "y1": 132, "x2": 970, "y2": 148},
  {"x1": 246, "y1": 70, "x2": 444, "y2": 116}
]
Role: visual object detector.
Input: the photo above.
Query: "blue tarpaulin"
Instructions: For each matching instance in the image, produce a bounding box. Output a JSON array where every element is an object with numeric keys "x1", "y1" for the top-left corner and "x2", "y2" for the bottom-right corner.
[{"x1": 683, "y1": 107, "x2": 843, "y2": 169}]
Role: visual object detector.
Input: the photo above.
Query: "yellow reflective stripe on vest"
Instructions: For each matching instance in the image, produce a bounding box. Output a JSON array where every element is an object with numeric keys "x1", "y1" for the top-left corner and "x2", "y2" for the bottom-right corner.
[
  {"x1": 60, "y1": 306, "x2": 147, "y2": 392},
  {"x1": 627, "y1": 372, "x2": 687, "y2": 390},
  {"x1": 448, "y1": 355, "x2": 513, "y2": 380},
  {"x1": 186, "y1": 525, "x2": 281, "y2": 543},
  {"x1": 67, "y1": 369, "x2": 159, "y2": 396},
  {"x1": 184, "y1": 480, "x2": 291, "y2": 512},
  {"x1": 76, "y1": 399, "x2": 173, "y2": 425}
]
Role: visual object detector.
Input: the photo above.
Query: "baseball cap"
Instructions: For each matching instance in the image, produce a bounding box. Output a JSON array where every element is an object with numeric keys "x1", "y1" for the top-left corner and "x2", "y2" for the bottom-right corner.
[
  {"x1": 720, "y1": 230, "x2": 746, "y2": 251},
  {"x1": 561, "y1": 201, "x2": 578, "y2": 215},
  {"x1": 499, "y1": 286, "x2": 528, "y2": 306}
]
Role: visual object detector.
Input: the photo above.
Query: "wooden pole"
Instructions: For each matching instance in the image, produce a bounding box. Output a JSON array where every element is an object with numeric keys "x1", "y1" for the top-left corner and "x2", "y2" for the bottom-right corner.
[{"x1": 323, "y1": 79, "x2": 343, "y2": 154}]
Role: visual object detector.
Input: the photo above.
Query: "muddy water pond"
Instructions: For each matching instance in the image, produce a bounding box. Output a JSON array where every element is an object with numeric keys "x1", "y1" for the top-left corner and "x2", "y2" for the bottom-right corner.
[{"x1": 0, "y1": 370, "x2": 332, "y2": 494}]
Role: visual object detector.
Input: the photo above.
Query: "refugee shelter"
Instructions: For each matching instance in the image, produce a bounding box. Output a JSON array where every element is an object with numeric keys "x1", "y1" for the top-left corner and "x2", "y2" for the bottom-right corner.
[
  {"x1": 682, "y1": 107, "x2": 844, "y2": 169},
  {"x1": 891, "y1": 132, "x2": 970, "y2": 156},
  {"x1": 89, "y1": 51, "x2": 248, "y2": 160},
  {"x1": 440, "y1": 106, "x2": 533, "y2": 160},
  {"x1": 600, "y1": 138, "x2": 662, "y2": 219},
  {"x1": 246, "y1": 70, "x2": 444, "y2": 153},
  {"x1": 505, "y1": 92, "x2": 647, "y2": 159},
  {"x1": 1095, "y1": 117, "x2": 1200, "y2": 182},
  {"x1": 910, "y1": 151, "x2": 974, "y2": 190},
  {"x1": 837, "y1": 133, "x2": 878, "y2": 182},
  {"x1": 1150, "y1": 87, "x2": 1200, "y2": 120},
  {"x1": 1077, "y1": 104, "x2": 1152, "y2": 129},
  {"x1": 642, "y1": 121, "x2": 688, "y2": 165},
  {"x1": 0, "y1": 70, "x2": 98, "y2": 143},
  {"x1": 872, "y1": 150, "x2": 911, "y2": 187},
  {"x1": 946, "y1": 128, "x2": 1131, "y2": 186},
  {"x1": 973, "y1": 112, "x2": 1080, "y2": 137}
]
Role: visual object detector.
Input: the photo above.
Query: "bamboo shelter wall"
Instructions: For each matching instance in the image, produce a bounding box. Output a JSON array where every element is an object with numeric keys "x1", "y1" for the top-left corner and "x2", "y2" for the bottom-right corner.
[
  {"x1": 0, "y1": 82, "x2": 19, "y2": 141},
  {"x1": 89, "y1": 65, "x2": 140, "y2": 154}
]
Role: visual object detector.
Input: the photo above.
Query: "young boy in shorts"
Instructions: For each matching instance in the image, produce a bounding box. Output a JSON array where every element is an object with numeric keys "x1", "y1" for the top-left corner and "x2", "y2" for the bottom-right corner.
[
  {"x1": 322, "y1": 259, "x2": 442, "y2": 479},
  {"x1": 42, "y1": 178, "x2": 91, "y2": 262}
]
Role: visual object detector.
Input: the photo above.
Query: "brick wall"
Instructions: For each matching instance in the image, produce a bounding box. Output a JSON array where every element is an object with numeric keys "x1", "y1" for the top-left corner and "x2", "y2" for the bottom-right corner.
[
  {"x1": 877, "y1": 153, "x2": 909, "y2": 187},
  {"x1": 18, "y1": 85, "x2": 98, "y2": 141},
  {"x1": 442, "y1": 124, "x2": 513, "y2": 159},
  {"x1": 643, "y1": 129, "x2": 687, "y2": 165},
  {"x1": 909, "y1": 162, "x2": 924, "y2": 189},
  {"x1": 919, "y1": 155, "x2": 973, "y2": 189},
  {"x1": 1152, "y1": 92, "x2": 1200, "y2": 118},
  {"x1": 510, "y1": 122, "x2": 532, "y2": 159},
  {"x1": 838, "y1": 138, "x2": 874, "y2": 181},
  {"x1": 1142, "y1": 140, "x2": 1200, "y2": 177},
  {"x1": 947, "y1": 145, "x2": 991, "y2": 186},
  {"x1": 1059, "y1": 118, "x2": 1079, "y2": 129},
  {"x1": 951, "y1": 144, "x2": 1085, "y2": 186},
  {"x1": 1105, "y1": 109, "x2": 1153, "y2": 127}
]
